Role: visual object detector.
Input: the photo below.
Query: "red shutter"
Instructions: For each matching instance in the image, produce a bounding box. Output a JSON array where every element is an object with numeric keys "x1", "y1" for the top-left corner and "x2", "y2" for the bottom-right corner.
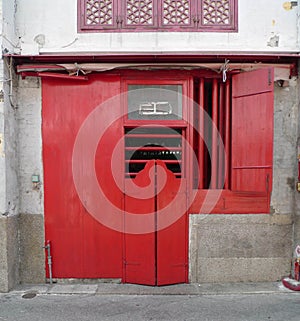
[{"x1": 231, "y1": 68, "x2": 273, "y2": 195}]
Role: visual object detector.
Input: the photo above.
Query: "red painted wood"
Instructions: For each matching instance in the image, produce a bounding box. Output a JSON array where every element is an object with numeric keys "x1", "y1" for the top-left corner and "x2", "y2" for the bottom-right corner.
[
  {"x1": 198, "y1": 79, "x2": 205, "y2": 189},
  {"x1": 190, "y1": 190, "x2": 270, "y2": 214},
  {"x1": 78, "y1": 0, "x2": 238, "y2": 32},
  {"x1": 124, "y1": 158, "x2": 188, "y2": 286},
  {"x1": 156, "y1": 161, "x2": 188, "y2": 285},
  {"x1": 224, "y1": 81, "x2": 231, "y2": 189},
  {"x1": 232, "y1": 68, "x2": 273, "y2": 98},
  {"x1": 124, "y1": 161, "x2": 156, "y2": 285},
  {"x1": 211, "y1": 78, "x2": 218, "y2": 189},
  {"x1": 43, "y1": 74, "x2": 123, "y2": 278},
  {"x1": 232, "y1": 68, "x2": 273, "y2": 196},
  {"x1": 218, "y1": 83, "x2": 225, "y2": 188}
]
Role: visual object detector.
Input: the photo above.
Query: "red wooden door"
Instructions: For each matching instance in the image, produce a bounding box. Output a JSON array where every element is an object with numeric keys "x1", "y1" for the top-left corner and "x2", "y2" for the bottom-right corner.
[
  {"x1": 43, "y1": 75, "x2": 124, "y2": 279},
  {"x1": 124, "y1": 160, "x2": 188, "y2": 286}
]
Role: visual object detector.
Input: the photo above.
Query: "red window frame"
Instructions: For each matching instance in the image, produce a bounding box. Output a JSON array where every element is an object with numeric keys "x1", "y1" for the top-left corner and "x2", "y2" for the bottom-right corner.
[{"x1": 78, "y1": 0, "x2": 238, "y2": 32}]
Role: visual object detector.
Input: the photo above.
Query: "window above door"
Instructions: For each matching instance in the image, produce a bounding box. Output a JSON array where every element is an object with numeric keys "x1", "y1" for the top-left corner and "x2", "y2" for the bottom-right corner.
[
  {"x1": 78, "y1": 0, "x2": 238, "y2": 32},
  {"x1": 127, "y1": 84, "x2": 183, "y2": 120}
]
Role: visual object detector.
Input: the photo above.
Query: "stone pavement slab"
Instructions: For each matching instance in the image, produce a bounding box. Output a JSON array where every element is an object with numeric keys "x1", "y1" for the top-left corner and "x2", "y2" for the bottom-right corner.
[{"x1": 48, "y1": 284, "x2": 98, "y2": 294}]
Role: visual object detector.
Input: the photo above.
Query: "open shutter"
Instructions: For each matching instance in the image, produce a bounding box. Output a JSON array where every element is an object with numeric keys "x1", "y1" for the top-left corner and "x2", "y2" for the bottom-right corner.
[{"x1": 231, "y1": 68, "x2": 273, "y2": 195}]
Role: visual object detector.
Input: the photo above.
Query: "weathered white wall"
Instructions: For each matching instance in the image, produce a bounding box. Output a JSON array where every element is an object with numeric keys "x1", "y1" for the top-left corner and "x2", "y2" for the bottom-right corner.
[
  {"x1": 0, "y1": 0, "x2": 19, "y2": 217},
  {"x1": 0, "y1": 65, "x2": 5, "y2": 216},
  {"x1": 17, "y1": 77, "x2": 43, "y2": 215},
  {"x1": 2, "y1": 0, "x2": 18, "y2": 53},
  {"x1": 0, "y1": 0, "x2": 21, "y2": 292},
  {"x1": 13, "y1": 0, "x2": 299, "y2": 55},
  {"x1": 271, "y1": 76, "x2": 299, "y2": 214}
]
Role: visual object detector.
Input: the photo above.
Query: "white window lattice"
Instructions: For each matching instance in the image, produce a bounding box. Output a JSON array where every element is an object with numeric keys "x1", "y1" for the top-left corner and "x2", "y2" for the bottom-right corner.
[
  {"x1": 85, "y1": 0, "x2": 113, "y2": 25},
  {"x1": 202, "y1": 0, "x2": 230, "y2": 25},
  {"x1": 163, "y1": 0, "x2": 191, "y2": 25},
  {"x1": 126, "y1": 0, "x2": 154, "y2": 25}
]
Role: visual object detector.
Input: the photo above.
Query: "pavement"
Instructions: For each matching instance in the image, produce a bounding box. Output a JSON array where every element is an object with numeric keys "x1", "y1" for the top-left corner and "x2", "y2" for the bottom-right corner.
[
  {"x1": 10, "y1": 281, "x2": 294, "y2": 296},
  {"x1": 2, "y1": 282, "x2": 300, "y2": 321}
]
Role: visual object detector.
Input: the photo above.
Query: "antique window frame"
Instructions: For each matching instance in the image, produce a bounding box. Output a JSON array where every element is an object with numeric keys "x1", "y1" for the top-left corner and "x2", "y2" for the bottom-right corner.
[{"x1": 78, "y1": 0, "x2": 238, "y2": 32}]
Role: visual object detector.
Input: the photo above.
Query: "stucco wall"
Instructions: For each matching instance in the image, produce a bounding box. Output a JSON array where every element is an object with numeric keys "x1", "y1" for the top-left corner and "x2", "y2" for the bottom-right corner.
[
  {"x1": 293, "y1": 62, "x2": 300, "y2": 250},
  {"x1": 17, "y1": 76, "x2": 43, "y2": 215},
  {"x1": 16, "y1": 77, "x2": 45, "y2": 287},
  {"x1": 0, "y1": 0, "x2": 21, "y2": 292},
  {"x1": 12, "y1": 0, "x2": 299, "y2": 55},
  {"x1": 272, "y1": 76, "x2": 299, "y2": 214},
  {"x1": 0, "y1": 63, "x2": 20, "y2": 292},
  {"x1": 0, "y1": 0, "x2": 20, "y2": 219}
]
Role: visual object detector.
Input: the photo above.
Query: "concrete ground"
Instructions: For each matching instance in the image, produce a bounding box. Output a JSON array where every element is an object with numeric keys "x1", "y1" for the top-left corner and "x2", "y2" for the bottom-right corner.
[{"x1": 1, "y1": 282, "x2": 300, "y2": 321}]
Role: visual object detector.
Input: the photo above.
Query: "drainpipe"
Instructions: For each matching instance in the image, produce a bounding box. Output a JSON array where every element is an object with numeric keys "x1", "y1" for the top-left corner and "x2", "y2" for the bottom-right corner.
[{"x1": 43, "y1": 240, "x2": 53, "y2": 284}]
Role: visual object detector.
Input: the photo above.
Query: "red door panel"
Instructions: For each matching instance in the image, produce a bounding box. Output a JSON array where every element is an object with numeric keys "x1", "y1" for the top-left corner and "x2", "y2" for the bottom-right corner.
[
  {"x1": 124, "y1": 161, "x2": 156, "y2": 285},
  {"x1": 157, "y1": 161, "x2": 188, "y2": 285},
  {"x1": 123, "y1": 160, "x2": 188, "y2": 286},
  {"x1": 43, "y1": 75, "x2": 123, "y2": 278}
]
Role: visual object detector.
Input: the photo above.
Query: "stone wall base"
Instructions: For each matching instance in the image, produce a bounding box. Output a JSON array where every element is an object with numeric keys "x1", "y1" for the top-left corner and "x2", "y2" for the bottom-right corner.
[
  {"x1": 0, "y1": 215, "x2": 19, "y2": 292},
  {"x1": 189, "y1": 214, "x2": 293, "y2": 283}
]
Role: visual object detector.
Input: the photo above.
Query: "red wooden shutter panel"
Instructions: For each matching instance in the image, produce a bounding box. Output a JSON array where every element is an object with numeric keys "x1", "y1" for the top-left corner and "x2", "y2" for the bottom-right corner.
[{"x1": 231, "y1": 68, "x2": 274, "y2": 195}]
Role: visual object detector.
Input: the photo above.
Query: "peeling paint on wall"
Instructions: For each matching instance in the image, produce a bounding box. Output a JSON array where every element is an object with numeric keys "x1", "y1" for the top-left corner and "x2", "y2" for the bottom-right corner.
[
  {"x1": 283, "y1": 1, "x2": 298, "y2": 11},
  {"x1": 267, "y1": 33, "x2": 279, "y2": 47},
  {"x1": 34, "y1": 34, "x2": 45, "y2": 47}
]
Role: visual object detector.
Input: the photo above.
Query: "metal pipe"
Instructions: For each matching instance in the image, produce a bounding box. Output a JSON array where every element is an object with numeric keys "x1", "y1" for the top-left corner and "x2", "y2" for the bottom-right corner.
[
  {"x1": 4, "y1": 56, "x2": 17, "y2": 110},
  {"x1": 21, "y1": 71, "x2": 88, "y2": 81},
  {"x1": 43, "y1": 240, "x2": 53, "y2": 284},
  {"x1": 211, "y1": 79, "x2": 218, "y2": 189}
]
